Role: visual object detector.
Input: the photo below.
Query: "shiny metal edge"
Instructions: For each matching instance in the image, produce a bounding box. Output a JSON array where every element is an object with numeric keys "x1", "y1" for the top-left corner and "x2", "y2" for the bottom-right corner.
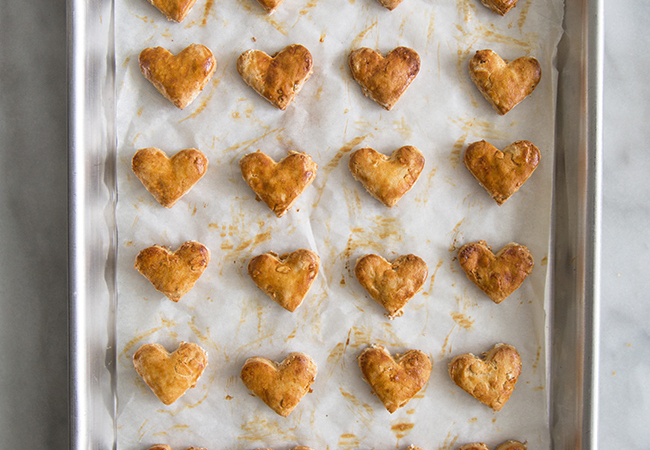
[
  {"x1": 551, "y1": 0, "x2": 602, "y2": 448},
  {"x1": 68, "y1": 0, "x2": 117, "y2": 446}
]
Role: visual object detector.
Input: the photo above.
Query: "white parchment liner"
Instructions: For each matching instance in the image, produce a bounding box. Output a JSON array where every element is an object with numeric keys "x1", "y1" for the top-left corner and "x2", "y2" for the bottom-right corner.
[{"x1": 115, "y1": 0, "x2": 564, "y2": 448}]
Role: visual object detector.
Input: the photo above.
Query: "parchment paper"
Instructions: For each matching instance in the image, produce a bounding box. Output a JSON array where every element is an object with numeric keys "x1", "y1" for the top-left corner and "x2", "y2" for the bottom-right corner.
[{"x1": 114, "y1": 0, "x2": 564, "y2": 448}]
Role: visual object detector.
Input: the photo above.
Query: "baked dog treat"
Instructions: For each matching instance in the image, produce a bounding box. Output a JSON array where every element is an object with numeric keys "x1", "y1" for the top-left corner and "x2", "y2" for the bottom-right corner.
[
  {"x1": 132, "y1": 147, "x2": 208, "y2": 208},
  {"x1": 458, "y1": 241, "x2": 533, "y2": 303},
  {"x1": 458, "y1": 445, "x2": 490, "y2": 450},
  {"x1": 349, "y1": 47, "x2": 420, "y2": 110},
  {"x1": 468, "y1": 49, "x2": 541, "y2": 115},
  {"x1": 448, "y1": 343, "x2": 522, "y2": 411},
  {"x1": 146, "y1": 0, "x2": 197, "y2": 22},
  {"x1": 354, "y1": 254, "x2": 428, "y2": 318},
  {"x1": 495, "y1": 442, "x2": 527, "y2": 450},
  {"x1": 148, "y1": 446, "x2": 207, "y2": 450},
  {"x1": 254, "y1": 0, "x2": 285, "y2": 13},
  {"x1": 349, "y1": 145, "x2": 425, "y2": 207},
  {"x1": 133, "y1": 342, "x2": 207, "y2": 405},
  {"x1": 139, "y1": 44, "x2": 216, "y2": 109},
  {"x1": 376, "y1": 0, "x2": 404, "y2": 10},
  {"x1": 239, "y1": 150, "x2": 317, "y2": 217},
  {"x1": 479, "y1": 0, "x2": 518, "y2": 15},
  {"x1": 358, "y1": 344, "x2": 432, "y2": 413},
  {"x1": 240, "y1": 352, "x2": 317, "y2": 417},
  {"x1": 464, "y1": 140, "x2": 539, "y2": 205},
  {"x1": 237, "y1": 44, "x2": 313, "y2": 110},
  {"x1": 248, "y1": 249, "x2": 320, "y2": 312},
  {"x1": 134, "y1": 240, "x2": 210, "y2": 302}
]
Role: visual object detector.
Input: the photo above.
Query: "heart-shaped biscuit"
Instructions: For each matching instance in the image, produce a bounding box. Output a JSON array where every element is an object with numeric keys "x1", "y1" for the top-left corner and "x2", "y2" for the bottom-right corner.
[
  {"x1": 237, "y1": 44, "x2": 313, "y2": 110},
  {"x1": 464, "y1": 140, "x2": 539, "y2": 205},
  {"x1": 376, "y1": 0, "x2": 404, "y2": 10},
  {"x1": 458, "y1": 241, "x2": 533, "y2": 303},
  {"x1": 248, "y1": 249, "x2": 320, "y2": 312},
  {"x1": 148, "y1": 446, "x2": 207, "y2": 450},
  {"x1": 139, "y1": 44, "x2": 216, "y2": 109},
  {"x1": 448, "y1": 343, "x2": 522, "y2": 411},
  {"x1": 459, "y1": 442, "x2": 526, "y2": 450},
  {"x1": 479, "y1": 0, "x2": 518, "y2": 15},
  {"x1": 240, "y1": 352, "x2": 317, "y2": 417},
  {"x1": 469, "y1": 49, "x2": 541, "y2": 115},
  {"x1": 349, "y1": 146, "x2": 425, "y2": 207},
  {"x1": 146, "y1": 0, "x2": 197, "y2": 22},
  {"x1": 349, "y1": 47, "x2": 420, "y2": 110},
  {"x1": 132, "y1": 147, "x2": 208, "y2": 208},
  {"x1": 239, "y1": 150, "x2": 317, "y2": 217},
  {"x1": 135, "y1": 240, "x2": 210, "y2": 302},
  {"x1": 254, "y1": 0, "x2": 285, "y2": 13},
  {"x1": 358, "y1": 344, "x2": 432, "y2": 413},
  {"x1": 133, "y1": 342, "x2": 207, "y2": 405},
  {"x1": 354, "y1": 254, "x2": 428, "y2": 318}
]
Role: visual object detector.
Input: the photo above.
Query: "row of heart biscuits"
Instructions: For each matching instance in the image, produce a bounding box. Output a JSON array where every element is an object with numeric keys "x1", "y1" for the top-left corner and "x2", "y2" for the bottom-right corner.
[
  {"x1": 139, "y1": 43, "x2": 542, "y2": 115},
  {"x1": 147, "y1": 442, "x2": 527, "y2": 450},
  {"x1": 132, "y1": 141, "x2": 540, "y2": 214},
  {"x1": 147, "y1": 0, "x2": 519, "y2": 22},
  {"x1": 133, "y1": 341, "x2": 522, "y2": 414},
  {"x1": 134, "y1": 241, "x2": 534, "y2": 312}
]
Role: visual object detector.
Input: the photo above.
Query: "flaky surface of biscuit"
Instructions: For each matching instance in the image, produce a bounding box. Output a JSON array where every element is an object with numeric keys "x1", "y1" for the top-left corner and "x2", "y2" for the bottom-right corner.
[
  {"x1": 134, "y1": 240, "x2": 210, "y2": 302},
  {"x1": 448, "y1": 343, "x2": 522, "y2": 411},
  {"x1": 237, "y1": 44, "x2": 313, "y2": 110},
  {"x1": 358, "y1": 344, "x2": 432, "y2": 413},
  {"x1": 132, "y1": 147, "x2": 208, "y2": 208},
  {"x1": 147, "y1": 0, "x2": 197, "y2": 21},
  {"x1": 349, "y1": 47, "x2": 420, "y2": 110},
  {"x1": 355, "y1": 254, "x2": 428, "y2": 318},
  {"x1": 458, "y1": 241, "x2": 533, "y2": 303},
  {"x1": 349, "y1": 146, "x2": 425, "y2": 207},
  {"x1": 139, "y1": 44, "x2": 216, "y2": 109},
  {"x1": 239, "y1": 150, "x2": 317, "y2": 217},
  {"x1": 458, "y1": 445, "x2": 490, "y2": 450},
  {"x1": 133, "y1": 342, "x2": 207, "y2": 405},
  {"x1": 480, "y1": 0, "x2": 517, "y2": 15},
  {"x1": 254, "y1": 0, "x2": 285, "y2": 12},
  {"x1": 469, "y1": 49, "x2": 541, "y2": 115},
  {"x1": 248, "y1": 249, "x2": 320, "y2": 312},
  {"x1": 240, "y1": 353, "x2": 317, "y2": 417},
  {"x1": 464, "y1": 140, "x2": 539, "y2": 205},
  {"x1": 376, "y1": 0, "x2": 404, "y2": 10},
  {"x1": 495, "y1": 441, "x2": 527, "y2": 450}
]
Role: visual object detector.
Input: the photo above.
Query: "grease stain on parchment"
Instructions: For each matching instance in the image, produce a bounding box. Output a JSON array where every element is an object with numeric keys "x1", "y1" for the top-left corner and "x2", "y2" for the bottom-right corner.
[
  {"x1": 438, "y1": 431, "x2": 460, "y2": 450},
  {"x1": 351, "y1": 20, "x2": 378, "y2": 49},
  {"x1": 450, "y1": 311, "x2": 474, "y2": 329},
  {"x1": 391, "y1": 420, "x2": 415, "y2": 441},
  {"x1": 423, "y1": 258, "x2": 444, "y2": 296},
  {"x1": 440, "y1": 324, "x2": 456, "y2": 358},
  {"x1": 339, "y1": 433, "x2": 361, "y2": 450},
  {"x1": 178, "y1": 76, "x2": 221, "y2": 122},
  {"x1": 238, "y1": 416, "x2": 299, "y2": 441},
  {"x1": 264, "y1": 16, "x2": 289, "y2": 35},
  {"x1": 340, "y1": 388, "x2": 374, "y2": 428},
  {"x1": 201, "y1": 0, "x2": 215, "y2": 26}
]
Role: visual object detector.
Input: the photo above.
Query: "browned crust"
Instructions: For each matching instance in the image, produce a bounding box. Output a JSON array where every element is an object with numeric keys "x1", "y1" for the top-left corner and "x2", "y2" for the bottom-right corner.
[
  {"x1": 240, "y1": 352, "x2": 317, "y2": 417},
  {"x1": 147, "y1": 0, "x2": 197, "y2": 21},
  {"x1": 132, "y1": 147, "x2": 208, "y2": 208},
  {"x1": 468, "y1": 49, "x2": 541, "y2": 115},
  {"x1": 239, "y1": 150, "x2": 317, "y2": 217},
  {"x1": 248, "y1": 249, "x2": 320, "y2": 312},
  {"x1": 354, "y1": 254, "x2": 428, "y2": 318},
  {"x1": 495, "y1": 441, "x2": 527, "y2": 450},
  {"x1": 133, "y1": 342, "x2": 207, "y2": 405},
  {"x1": 237, "y1": 44, "x2": 313, "y2": 110},
  {"x1": 255, "y1": 0, "x2": 285, "y2": 13},
  {"x1": 349, "y1": 47, "x2": 420, "y2": 110},
  {"x1": 358, "y1": 344, "x2": 432, "y2": 413},
  {"x1": 148, "y1": 446, "x2": 207, "y2": 450},
  {"x1": 463, "y1": 140, "x2": 539, "y2": 205},
  {"x1": 376, "y1": 0, "x2": 404, "y2": 10},
  {"x1": 134, "y1": 240, "x2": 210, "y2": 302},
  {"x1": 479, "y1": 0, "x2": 518, "y2": 15},
  {"x1": 139, "y1": 44, "x2": 216, "y2": 109},
  {"x1": 448, "y1": 343, "x2": 522, "y2": 411},
  {"x1": 457, "y1": 241, "x2": 533, "y2": 303},
  {"x1": 458, "y1": 445, "x2": 490, "y2": 450},
  {"x1": 349, "y1": 145, "x2": 425, "y2": 207}
]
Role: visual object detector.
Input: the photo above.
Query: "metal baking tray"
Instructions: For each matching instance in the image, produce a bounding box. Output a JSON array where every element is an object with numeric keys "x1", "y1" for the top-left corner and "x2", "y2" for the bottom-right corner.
[{"x1": 68, "y1": 0, "x2": 602, "y2": 448}]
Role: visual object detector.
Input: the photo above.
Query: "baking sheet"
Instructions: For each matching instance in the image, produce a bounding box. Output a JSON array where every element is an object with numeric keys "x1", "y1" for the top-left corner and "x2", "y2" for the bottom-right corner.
[{"x1": 112, "y1": 0, "x2": 564, "y2": 448}]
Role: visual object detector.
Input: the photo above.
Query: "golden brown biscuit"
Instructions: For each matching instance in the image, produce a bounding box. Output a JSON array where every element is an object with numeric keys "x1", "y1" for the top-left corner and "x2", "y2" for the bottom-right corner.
[
  {"x1": 464, "y1": 140, "x2": 539, "y2": 205},
  {"x1": 239, "y1": 150, "x2": 317, "y2": 217},
  {"x1": 132, "y1": 147, "x2": 208, "y2": 208},
  {"x1": 254, "y1": 0, "x2": 285, "y2": 13},
  {"x1": 133, "y1": 342, "x2": 207, "y2": 405},
  {"x1": 237, "y1": 44, "x2": 313, "y2": 110},
  {"x1": 349, "y1": 47, "x2": 420, "y2": 110},
  {"x1": 349, "y1": 146, "x2": 425, "y2": 207},
  {"x1": 240, "y1": 353, "x2": 317, "y2": 417},
  {"x1": 495, "y1": 442, "x2": 527, "y2": 450},
  {"x1": 248, "y1": 249, "x2": 320, "y2": 312},
  {"x1": 358, "y1": 344, "x2": 432, "y2": 413},
  {"x1": 148, "y1": 446, "x2": 207, "y2": 450},
  {"x1": 468, "y1": 49, "x2": 541, "y2": 115},
  {"x1": 354, "y1": 254, "x2": 428, "y2": 318},
  {"x1": 448, "y1": 343, "x2": 522, "y2": 411},
  {"x1": 458, "y1": 241, "x2": 533, "y2": 303},
  {"x1": 134, "y1": 241, "x2": 210, "y2": 302},
  {"x1": 376, "y1": 0, "x2": 404, "y2": 10},
  {"x1": 480, "y1": 0, "x2": 518, "y2": 15},
  {"x1": 458, "y1": 445, "x2": 490, "y2": 450},
  {"x1": 146, "y1": 0, "x2": 197, "y2": 21},
  {"x1": 139, "y1": 44, "x2": 216, "y2": 109}
]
